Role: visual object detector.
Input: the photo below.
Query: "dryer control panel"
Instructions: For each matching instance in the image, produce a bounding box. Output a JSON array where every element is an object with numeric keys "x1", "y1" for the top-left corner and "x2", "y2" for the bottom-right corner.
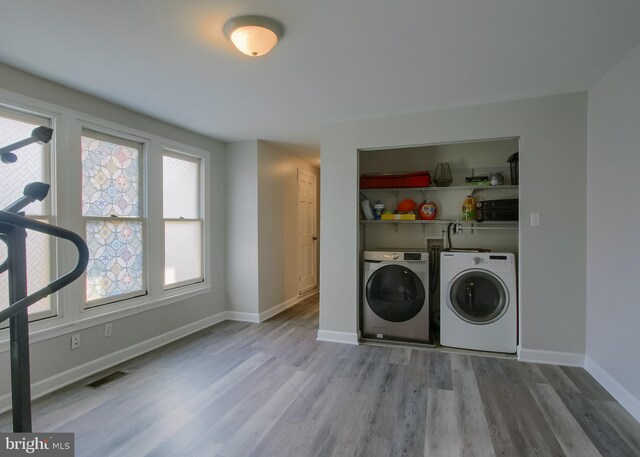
[{"x1": 364, "y1": 250, "x2": 429, "y2": 262}]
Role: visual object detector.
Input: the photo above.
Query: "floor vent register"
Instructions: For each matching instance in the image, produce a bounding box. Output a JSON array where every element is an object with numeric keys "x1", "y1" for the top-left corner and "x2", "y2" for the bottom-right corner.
[{"x1": 86, "y1": 371, "x2": 128, "y2": 388}]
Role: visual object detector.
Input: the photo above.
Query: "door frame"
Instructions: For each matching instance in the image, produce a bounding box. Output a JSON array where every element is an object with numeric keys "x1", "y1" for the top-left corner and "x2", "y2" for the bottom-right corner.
[{"x1": 297, "y1": 169, "x2": 318, "y2": 296}]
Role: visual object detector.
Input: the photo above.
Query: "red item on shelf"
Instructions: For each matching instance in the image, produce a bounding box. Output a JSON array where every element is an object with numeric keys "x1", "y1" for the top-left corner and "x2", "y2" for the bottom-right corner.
[
  {"x1": 417, "y1": 201, "x2": 438, "y2": 220},
  {"x1": 360, "y1": 171, "x2": 431, "y2": 189},
  {"x1": 397, "y1": 199, "x2": 417, "y2": 213}
]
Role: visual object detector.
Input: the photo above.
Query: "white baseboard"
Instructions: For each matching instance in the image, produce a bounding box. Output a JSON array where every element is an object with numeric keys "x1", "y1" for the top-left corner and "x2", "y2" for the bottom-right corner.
[
  {"x1": 317, "y1": 329, "x2": 359, "y2": 345},
  {"x1": 259, "y1": 291, "x2": 316, "y2": 322},
  {"x1": 584, "y1": 356, "x2": 640, "y2": 422},
  {"x1": 224, "y1": 311, "x2": 260, "y2": 323},
  {"x1": 518, "y1": 348, "x2": 585, "y2": 367},
  {"x1": 0, "y1": 311, "x2": 227, "y2": 414}
]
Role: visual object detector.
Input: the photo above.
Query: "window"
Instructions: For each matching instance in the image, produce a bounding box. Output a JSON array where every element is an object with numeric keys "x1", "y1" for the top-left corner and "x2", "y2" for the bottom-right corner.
[
  {"x1": 0, "y1": 108, "x2": 53, "y2": 319},
  {"x1": 81, "y1": 130, "x2": 145, "y2": 305},
  {"x1": 162, "y1": 152, "x2": 203, "y2": 288}
]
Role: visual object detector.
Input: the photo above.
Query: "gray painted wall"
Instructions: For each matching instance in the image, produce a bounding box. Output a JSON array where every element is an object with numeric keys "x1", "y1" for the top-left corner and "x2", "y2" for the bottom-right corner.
[
  {"x1": 320, "y1": 93, "x2": 587, "y2": 355},
  {"x1": 0, "y1": 63, "x2": 217, "y2": 152},
  {"x1": 0, "y1": 63, "x2": 227, "y2": 403},
  {"x1": 225, "y1": 140, "x2": 260, "y2": 315},
  {"x1": 0, "y1": 292, "x2": 220, "y2": 389},
  {"x1": 587, "y1": 43, "x2": 640, "y2": 404}
]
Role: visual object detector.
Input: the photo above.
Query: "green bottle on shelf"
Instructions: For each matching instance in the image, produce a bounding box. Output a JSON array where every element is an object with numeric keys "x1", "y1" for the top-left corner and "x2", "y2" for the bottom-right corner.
[{"x1": 462, "y1": 195, "x2": 476, "y2": 220}]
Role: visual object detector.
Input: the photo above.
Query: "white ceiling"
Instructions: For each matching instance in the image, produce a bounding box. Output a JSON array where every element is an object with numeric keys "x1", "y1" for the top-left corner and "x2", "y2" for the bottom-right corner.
[{"x1": 1, "y1": 0, "x2": 640, "y2": 165}]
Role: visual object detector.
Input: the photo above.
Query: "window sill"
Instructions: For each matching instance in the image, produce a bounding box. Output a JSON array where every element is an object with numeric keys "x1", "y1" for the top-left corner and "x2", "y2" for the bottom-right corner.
[{"x1": 0, "y1": 284, "x2": 212, "y2": 353}]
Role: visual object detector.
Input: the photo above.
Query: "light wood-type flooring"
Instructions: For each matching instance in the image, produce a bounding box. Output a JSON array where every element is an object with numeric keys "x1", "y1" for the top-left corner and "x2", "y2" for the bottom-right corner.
[{"x1": 2, "y1": 294, "x2": 639, "y2": 456}]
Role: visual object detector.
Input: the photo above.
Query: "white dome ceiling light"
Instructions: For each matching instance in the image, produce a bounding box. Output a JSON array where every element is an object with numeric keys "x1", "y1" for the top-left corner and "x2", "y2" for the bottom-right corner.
[{"x1": 224, "y1": 15, "x2": 284, "y2": 57}]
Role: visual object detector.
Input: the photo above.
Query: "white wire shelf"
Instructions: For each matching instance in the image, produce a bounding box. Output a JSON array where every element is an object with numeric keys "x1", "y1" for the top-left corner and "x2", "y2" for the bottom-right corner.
[
  {"x1": 360, "y1": 219, "x2": 518, "y2": 225},
  {"x1": 360, "y1": 184, "x2": 518, "y2": 193}
]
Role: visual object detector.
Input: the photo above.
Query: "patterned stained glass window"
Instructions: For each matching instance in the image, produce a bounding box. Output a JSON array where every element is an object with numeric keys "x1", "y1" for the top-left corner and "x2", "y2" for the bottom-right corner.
[
  {"x1": 81, "y1": 134, "x2": 140, "y2": 217},
  {"x1": 82, "y1": 130, "x2": 144, "y2": 303},
  {"x1": 163, "y1": 153, "x2": 203, "y2": 287},
  {"x1": 0, "y1": 109, "x2": 52, "y2": 318},
  {"x1": 85, "y1": 220, "x2": 144, "y2": 301}
]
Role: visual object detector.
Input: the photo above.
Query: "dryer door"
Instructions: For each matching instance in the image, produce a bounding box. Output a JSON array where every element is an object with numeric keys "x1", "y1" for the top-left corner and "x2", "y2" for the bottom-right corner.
[
  {"x1": 448, "y1": 269, "x2": 508, "y2": 324},
  {"x1": 366, "y1": 265, "x2": 425, "y2": 322}
]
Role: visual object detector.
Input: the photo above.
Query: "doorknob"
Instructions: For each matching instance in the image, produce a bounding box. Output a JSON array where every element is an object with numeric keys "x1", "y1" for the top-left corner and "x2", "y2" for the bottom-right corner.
[{"x1": 313, "y1": 236, "x2": 318, "y2": 240}]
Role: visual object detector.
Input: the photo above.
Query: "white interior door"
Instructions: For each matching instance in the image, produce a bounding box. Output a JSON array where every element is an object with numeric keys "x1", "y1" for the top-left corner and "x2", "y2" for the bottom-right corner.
[{"x1": 298, "y1": 170, "x2": 317, "y2": 295}]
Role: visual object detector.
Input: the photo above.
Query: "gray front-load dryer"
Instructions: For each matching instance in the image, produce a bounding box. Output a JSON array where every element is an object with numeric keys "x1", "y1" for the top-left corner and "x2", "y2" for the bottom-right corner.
[{"x1": 362, "y1": 250, "x2": 430, "y2": 344}]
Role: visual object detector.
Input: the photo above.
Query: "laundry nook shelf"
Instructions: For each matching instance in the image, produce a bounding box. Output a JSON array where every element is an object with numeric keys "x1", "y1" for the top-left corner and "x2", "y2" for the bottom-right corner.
[
  {"x1": 360, "y1": 184, "x2": 518, "y2": 194},
  {"x1": 360, "y1": 183, "x2": 518, "y2": 231},
  {"x1": 360, "y1": 219, "x2": 518, "y2": 226}
]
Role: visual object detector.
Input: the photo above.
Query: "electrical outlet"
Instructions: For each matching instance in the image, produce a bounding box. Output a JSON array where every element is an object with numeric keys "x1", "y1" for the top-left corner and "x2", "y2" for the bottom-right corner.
[
  {"x1": 425, "y1": 236, "x2": 443, "y2": 250},
  {"x1": 104, "y1": 323, "x2": 113, "y2": 338},
  {"x1": 530, "y1": 212, "x2": 541, "y2": 226},
  {"x1": 71, "y1": 334, "x2": 80, "y2": 350}
]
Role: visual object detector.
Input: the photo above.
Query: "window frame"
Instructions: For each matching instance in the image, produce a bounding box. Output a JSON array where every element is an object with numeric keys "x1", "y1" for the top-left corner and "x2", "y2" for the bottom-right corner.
[
  {"x1": 0, "y1": 87, "x2": 213, "y2": 349},
  {"x1": 162, "y1": 149, "x2": 205, "y2": 290},
  {"x1": 80, "y1": 127, "x2": 148, "y2": 308},
  {"x1": 0, "y1": 104, "x2": 58, "y2": 323}
]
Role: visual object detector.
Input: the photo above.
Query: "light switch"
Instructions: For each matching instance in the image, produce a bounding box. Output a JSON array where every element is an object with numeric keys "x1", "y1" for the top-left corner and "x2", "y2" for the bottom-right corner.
[{"x1": 530, "y1": 212, "x2": 541, "y2": 226}]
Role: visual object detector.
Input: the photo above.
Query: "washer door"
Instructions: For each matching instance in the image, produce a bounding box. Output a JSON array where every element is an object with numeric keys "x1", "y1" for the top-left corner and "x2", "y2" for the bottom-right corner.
[
  {"x1": 366, "y1": 264, "x2": 425, "y2": 322},
  {"x1": 448, "y1": 269, "x2": 509, "y2": 325}
]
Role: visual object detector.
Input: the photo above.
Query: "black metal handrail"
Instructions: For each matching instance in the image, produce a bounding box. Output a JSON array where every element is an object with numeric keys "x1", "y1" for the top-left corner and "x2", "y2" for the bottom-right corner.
[
  {"x1": 0, "y1": 126, "x2": 53, "y2": 164},
  {"x1": 0, "y1": 125, "x2": 82, "y2": 433},
  {"x1": 0, "y1": 210, "x2": 89, "y2": 324}
]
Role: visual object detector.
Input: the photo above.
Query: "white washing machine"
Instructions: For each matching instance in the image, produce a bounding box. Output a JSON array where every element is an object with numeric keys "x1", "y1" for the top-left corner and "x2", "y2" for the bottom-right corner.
[
  {"x1": 362, "y1": 250, "x2": 431, "y2": 344},
  {"x1": 440, "y1": 251, "x2": 517, "y2": 353}
]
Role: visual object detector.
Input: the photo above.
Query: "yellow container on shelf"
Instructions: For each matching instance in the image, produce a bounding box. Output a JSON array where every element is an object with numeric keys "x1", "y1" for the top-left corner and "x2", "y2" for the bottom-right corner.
[
  {"x1": 462, "y1": 195, "x2": 476, "y2": 220},
  {"x1": 381, "y1": 213, "x2": 416, "y2": 221}
]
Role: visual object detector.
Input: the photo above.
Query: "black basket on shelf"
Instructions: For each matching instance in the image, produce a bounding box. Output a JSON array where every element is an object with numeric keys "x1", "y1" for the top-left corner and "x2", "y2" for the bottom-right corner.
[{"x1": 508, "y1": 152, "x2": 519, "y2": 185}]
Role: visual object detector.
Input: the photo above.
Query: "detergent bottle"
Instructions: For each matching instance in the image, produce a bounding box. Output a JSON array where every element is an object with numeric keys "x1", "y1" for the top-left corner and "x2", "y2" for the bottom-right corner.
[
  {"x1": 462, "y1": 195, "x2": 476, "y2": 220},
  {"x1": 373, "y1": 200, "x2": 385, "y2": 220}
]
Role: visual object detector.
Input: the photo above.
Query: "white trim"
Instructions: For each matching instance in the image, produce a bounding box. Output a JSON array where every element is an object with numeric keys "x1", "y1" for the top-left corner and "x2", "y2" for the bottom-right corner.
[
  {"x1": 0, "y1": 310, "x2": 227, "y2": 414},
  {"x1": 0, "y1": 286, "x2": 211, "y2": 353},
  {"x1": 259, "y1": 292, "x2": 316, "y2": 322},
  {"x1": 161, "y1": 149, "x2": 205, "y2": 291},
  {"x1": 0, "y1": 87, "x2": 66, "y2": 119},
  {"x1": 76, "y1": 116, "x2": 153, "y2": 143},
  {"x1": 224, "y1": 311, "x2": 260, "y2": 323},
  {"x1": 317, "y1": 329, "x2": 359, "y2": 345},
  {"x1": 518, "y1": 348, "x2": 585, "y2": 367},
  {"x1": 584, "y1": 356, "x2": 640, "y2": 422}
]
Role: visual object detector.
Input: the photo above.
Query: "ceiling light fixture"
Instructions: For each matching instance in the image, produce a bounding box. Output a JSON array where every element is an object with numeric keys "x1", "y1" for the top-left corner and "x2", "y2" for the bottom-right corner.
[{"x1": 224, "y1": 15, "x2": 284, "y2": 57}]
